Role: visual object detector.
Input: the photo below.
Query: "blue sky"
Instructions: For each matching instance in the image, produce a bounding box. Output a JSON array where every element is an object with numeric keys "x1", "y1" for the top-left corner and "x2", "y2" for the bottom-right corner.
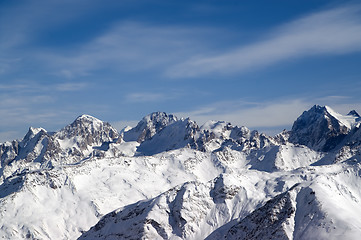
[{"x1": 1, "y1": 0, "x2": 361, "y2": 142}]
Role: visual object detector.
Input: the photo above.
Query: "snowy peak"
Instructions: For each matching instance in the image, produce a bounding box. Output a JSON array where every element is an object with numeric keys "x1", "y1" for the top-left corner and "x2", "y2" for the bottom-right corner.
[
  {"x1": 123, "y1": 112, "x2": 178, "y2": 143},
  {"x1": 22, "y1": 127, "x2": 47, "y2": 141},
  {"x1": 56, "y1": 114, "x2": 119, "y2": 148},
  {"x1": 4, "y1": 107, "x2": 361, "y2": 239},
  {"x1": 136, "y1": 118, "x2": 199, "y2": 155},
  {"x1": 0, "y1": 115, "x2": 121, "y2": 180},
  {"x1": 131, "y1": 113, "x2": 275, "y2": 154},
  {"x1": 20, "y1": 127, "x2": 48, "y2": 148},
  {"x1": 289, "y1": 105, "x2": 356, "y2": 151},
  {"x1": 75, "y1": 114, "x2": 102, "y2": 122},
  {"x1": 324, "y1": 106, "x2": 360, "y2": 129},
  {"x1": 16, "y1": 127, "x2": 50, "y2": 163}
]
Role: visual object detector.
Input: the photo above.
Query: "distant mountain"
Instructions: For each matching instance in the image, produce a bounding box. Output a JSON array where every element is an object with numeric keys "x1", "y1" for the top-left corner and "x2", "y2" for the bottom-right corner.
[
  {"x1": 289, "y1": 105, "x2": 360, "y2": 152},
  {"x1": 123, "y1": 112, "x2": 178, "y2": 143},
  {"x1": 0, "y1": 115, "x2": 120, "y2": 180},
  {"x1": 1, "y1": 106, "x2": 361, "y2": 239}
]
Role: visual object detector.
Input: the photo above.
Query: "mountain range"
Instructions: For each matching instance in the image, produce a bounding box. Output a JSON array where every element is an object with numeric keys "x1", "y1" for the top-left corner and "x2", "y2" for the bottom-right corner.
[{"x1": 1, "y1": 105, "x2": 361, "y2": 239}]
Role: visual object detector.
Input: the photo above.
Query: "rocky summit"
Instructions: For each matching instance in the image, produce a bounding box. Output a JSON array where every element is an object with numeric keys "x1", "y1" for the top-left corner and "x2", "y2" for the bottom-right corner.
[{"x1": 1, "y1": 105, "x2": 361, "y2": 239}]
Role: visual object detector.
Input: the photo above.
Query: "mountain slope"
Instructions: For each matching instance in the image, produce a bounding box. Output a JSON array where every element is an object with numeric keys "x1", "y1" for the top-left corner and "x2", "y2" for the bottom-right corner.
[
  {"x1": 1, "y1": 106, "x2": 361, "y2": 239},
  {"x1": 80, "y1": 163, "x2": 361, "y2": 240},
  {"x1": 289, "y1": 105, "x2": 360, "y2": 151},
  {"x1": 0, "y1": 115, "x2": 120, "y2": 182},
  {"x1": 123, "y1": 112, "x2": 178, "y2": 143}
]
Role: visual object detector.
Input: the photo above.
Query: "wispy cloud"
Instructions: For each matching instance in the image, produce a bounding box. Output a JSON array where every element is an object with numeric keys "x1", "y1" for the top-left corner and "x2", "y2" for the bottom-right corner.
[
  {"x1": 175, "y1": 97, "x2": 361, "y2": 134},
  {"x1": 2, "y1": 2, "x2": 361, "y2": 80},
  {"x1": 0, "y1": 80, "x2": 89, "y2": 141},
  {"x1": 166, "y1": 4, "x2": 361, "y2": 78},
  {"x1": 37, "y1": 22, "x2": 214, "y2": 79},
  {"x1": 175, "y1": 99, "x2": 312, "y2": 129},
  {"x1": 111, "y1": 120, "x2": 139, "y2": 131}
]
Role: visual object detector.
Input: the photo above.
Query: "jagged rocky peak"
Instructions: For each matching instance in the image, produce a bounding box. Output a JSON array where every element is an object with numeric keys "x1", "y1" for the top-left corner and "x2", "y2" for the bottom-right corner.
[
  {"x1": 22, "y1": 127, "x2": 47, "y2": 144},
  {"x1": 0, "y1": 140, "x2": 19, "y2": 166},
  {"x1": 274, "y1": 129, "x2": 290, "y2": 145},
  {"x1": 289, "y1": 105, "x2": 355, "y2": 151},
  {"x1": 5, "y1": 127, "x2": 51, "y2": 165},
  {"x1": 348, "y1": 110, "x2": 360, "y2": 118},
  {"x1": 200, "y1": 121, "x2": 250, "y2": 141},
  {"x1": 0, "y1": 128, "x2": 49, "y2": 172},
  {"x1": 136, "y1": 117, "x2": 199, "y2": 155},
  {"x1": 55, "y1": 114, "x2": 119, "y2": 148},
  {"x1": 123, "y1": 112, "x2": 178, "y2": 143}
]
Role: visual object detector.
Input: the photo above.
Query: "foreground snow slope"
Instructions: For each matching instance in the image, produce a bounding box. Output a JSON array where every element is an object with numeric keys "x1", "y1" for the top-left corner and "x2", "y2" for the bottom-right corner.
[
  {"x1": 80, "y1": 163, "x2": 361, "y2": 240},
  {"x1": 1, "y1": 105, "x2": 361, "y2": 239}
]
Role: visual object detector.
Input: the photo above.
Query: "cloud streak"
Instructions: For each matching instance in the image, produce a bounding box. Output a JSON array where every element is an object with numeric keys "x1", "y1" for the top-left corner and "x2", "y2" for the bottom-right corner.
[
  {"x1": 175, "y1": 97, "x2": 361, "y2": 135},
  {"x1": 30, "y1": 22, "x2": 215, "y2": 79},
  {"x1": 166, "y1": 4, "x2": 361, "y2": 78}
]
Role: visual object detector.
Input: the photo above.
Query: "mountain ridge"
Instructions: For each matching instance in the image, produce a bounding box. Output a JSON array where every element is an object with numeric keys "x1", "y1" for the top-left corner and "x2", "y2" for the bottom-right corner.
[{"x1": 1, "y1": 105, "x2": 361, "y2": 239}]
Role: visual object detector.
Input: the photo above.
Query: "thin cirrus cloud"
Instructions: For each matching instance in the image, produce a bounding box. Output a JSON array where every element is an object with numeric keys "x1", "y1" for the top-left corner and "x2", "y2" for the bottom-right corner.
[
  {"x1": 166, "y1": 4, "x2": 361, "y2": 78},
  {"x1": 38, "y1": 22, "x2": 213, "y2": 79},
  {"x1": 175, "y1": 97, "x2": 361, "y2": 135},
  {"x1": 175, "y1": 99, "x2": 312, "y2": 129}
]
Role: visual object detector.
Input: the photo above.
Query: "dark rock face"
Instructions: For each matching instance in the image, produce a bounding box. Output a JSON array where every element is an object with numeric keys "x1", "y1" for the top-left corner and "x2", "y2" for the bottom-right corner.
[
  {"x1": 348, "y1": 110, "x2": 360, "y2": 118},
  {"x1": 225, "y1": 189, "x2": 295, "y2": 240},
  {"x1": 56, "y1": 115, "x2": 119, "y2": 149},
  {"x1": 0, "y1": 140, "x2": 19, "y2": 166},
  {"x1": 289, "y1": 105, "x2": 349, "y2": 152}
]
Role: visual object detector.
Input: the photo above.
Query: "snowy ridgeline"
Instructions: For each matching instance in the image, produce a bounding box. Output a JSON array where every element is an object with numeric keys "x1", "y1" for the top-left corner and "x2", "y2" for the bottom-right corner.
[{"x1": 1, "y1": 105, "x2": 361, "y2": 239}]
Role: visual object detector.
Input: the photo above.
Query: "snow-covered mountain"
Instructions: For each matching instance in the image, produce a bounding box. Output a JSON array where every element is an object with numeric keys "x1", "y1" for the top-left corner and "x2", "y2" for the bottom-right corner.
[
  {"x1": 1, "y1": 105, "x2": 361, "y2": 239},
  {"x1": 289, "y1": 105, "x2": 360, "y2": 151}
]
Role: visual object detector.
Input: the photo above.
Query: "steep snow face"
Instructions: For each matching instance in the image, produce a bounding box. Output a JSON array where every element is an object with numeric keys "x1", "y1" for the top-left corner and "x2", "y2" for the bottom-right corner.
[
  {"x1": 137, "y1": 118, "x2": 199, "y2": 155},
  {"x1": 289, "y1": 105, "x2": 358, "y2": 151},
  {"x1": 123, "y1": 112, "x2": 178, "y2": 143},
  {"x1": 325, "y1": 106, "x2": 360, "y2": 129},
  {"x1": 248, "y1": 144, "x2": 323, "y2": 172}
]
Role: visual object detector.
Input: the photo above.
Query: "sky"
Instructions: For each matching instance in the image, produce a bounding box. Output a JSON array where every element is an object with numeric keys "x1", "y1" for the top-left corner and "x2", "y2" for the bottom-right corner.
[{"x1": 1, "y1": 0, "x2": 361, "y2": 142}]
